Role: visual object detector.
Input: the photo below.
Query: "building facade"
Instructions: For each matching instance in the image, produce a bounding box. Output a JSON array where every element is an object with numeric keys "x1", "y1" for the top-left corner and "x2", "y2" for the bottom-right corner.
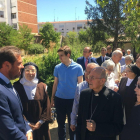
[
  {"x1": 0, "y1": 0, "x2": 38, "y2": 34},
  {"x1": 38, "y1": 20, "x2": 91, "y2": 36}
]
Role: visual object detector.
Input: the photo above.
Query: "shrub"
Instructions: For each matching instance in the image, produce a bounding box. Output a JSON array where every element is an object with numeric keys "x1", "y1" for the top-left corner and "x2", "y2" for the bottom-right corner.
[{"x1": 28, "y1": 44, "x2": 45, "y2": 54}]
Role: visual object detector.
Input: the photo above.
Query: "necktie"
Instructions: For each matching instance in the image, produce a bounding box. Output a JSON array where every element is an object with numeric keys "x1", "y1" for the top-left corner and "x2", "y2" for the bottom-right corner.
[
  {"x1": 85, "y1": 58, "x2": 88, "y2": 68},
  {"x1": 103, "y1": 57, "x2": 105, "y2": 62}
]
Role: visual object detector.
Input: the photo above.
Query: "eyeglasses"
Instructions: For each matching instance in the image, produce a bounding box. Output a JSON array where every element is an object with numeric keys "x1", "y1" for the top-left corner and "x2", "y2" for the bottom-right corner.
[
  {"x1": 136, "y1": 84, "x2": 140, "y2": 89},
  {"x1": 87, "y1": 75, "x2": 101, "y2": 80},
  {"x1": 25, "y1": 69, "x2": 36, "y2": 73}
]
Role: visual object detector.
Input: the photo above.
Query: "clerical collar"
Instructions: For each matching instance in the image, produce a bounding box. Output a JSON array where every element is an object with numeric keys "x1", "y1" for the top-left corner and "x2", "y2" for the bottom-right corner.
[{"x1": 92, "y1": 86, "x2": 106, "y2": 96}]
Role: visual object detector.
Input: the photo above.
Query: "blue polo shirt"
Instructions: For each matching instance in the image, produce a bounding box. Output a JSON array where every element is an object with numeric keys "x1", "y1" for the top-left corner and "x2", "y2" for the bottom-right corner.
[{"x1": 54, "y1": 60, "x2": 83, "y2": 99}]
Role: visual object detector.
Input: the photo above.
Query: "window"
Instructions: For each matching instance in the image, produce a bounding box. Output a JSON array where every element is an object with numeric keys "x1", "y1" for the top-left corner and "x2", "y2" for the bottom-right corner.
[
  {"x1": 59, "y1": 25, "x2": 64, "y2": 28},
  {"x1": 77, "y1": 24, "x2": 82, "y2": 30},
  {"x1": 0, "y1": 11, "x2": 4, "y2": 18},
  {"x1": 13, "y1": 23, "x2": 17, "y2": 29},
  {"x1": 11, "y1": 13, "x2": 16, "y2": 19}
]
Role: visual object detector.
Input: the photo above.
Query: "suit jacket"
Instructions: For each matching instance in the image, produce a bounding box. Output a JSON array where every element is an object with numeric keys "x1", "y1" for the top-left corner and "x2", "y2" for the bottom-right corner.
[
  {"x1": 118, "y1": 76, "x2": 137, "y2": 123},
  {"x1": 0, "y1": 78, "x2": 30, "y2": 140},
  {"x1": 77, "y1": 56, "x2": 97, "y2": 71},
  {"x1": 76, "y1": 87, "x2": 124, "y2": 140},
  {"x1": 96, "y1": 56, "x2": 110, "y2": 66}
]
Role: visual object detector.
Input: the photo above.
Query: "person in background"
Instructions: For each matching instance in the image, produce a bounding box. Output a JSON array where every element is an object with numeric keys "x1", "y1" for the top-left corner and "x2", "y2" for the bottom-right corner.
[
  {"x1": 118, "y1": 64, "x2": 140, "y2": 124},
  {"x1": 13, "y1": 62, "x2": 52, "y2": 140},
  {"x1": 102, "y1": 50, "x2": 123, "y2": 84},
  {"x1": 120, "y1": 76, "x2": 140, "y2": 140},
  {"x1": 76, "y1": 67, "x2": 123, "y2": 140},
  {"x1": 70, "y1": 63, "x2": 99, "y2": 132},
  {"x1": 121, "y1": 55, "x2": 134, "y2": 73},
  {"x1": 101, "y1": 61, "x2": 118, "y2": 92},
  {"x1": 136, "y1": 56, "x2": 140, "y2": 69},
  {"x1": 51, "y1": 46, "x2": 83, "y2": 140},
  {"x1": 125, "y1": 49, "x2": 133, "y2": 57},
  {"x1": 77, "y1": 47, "x2": 97, "y2": 77},
  {"x1": 106, "y1": 45, "x2": 112, "y2": 57},
  {"x1": 116, "y1": 48, "x2": 125, "y2": 66},
  {"x1": 122, "y1": 49, "x2": 125, "y2": 56},
  {"x1": 96, "y1": 47, "x2": 110, "y2": 66},
  {"x1": 0, "y1": 46, "x2": 32, "y2": 140}
]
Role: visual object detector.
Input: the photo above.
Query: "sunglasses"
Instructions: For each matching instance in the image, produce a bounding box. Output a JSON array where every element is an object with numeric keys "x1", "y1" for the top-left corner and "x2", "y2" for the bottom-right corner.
[{"x1": 136, "y1": 84, "x2": 140, "y2": 89}]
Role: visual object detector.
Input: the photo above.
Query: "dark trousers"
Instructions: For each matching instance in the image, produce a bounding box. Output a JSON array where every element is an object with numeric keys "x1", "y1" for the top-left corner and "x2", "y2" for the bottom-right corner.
[{"x1": 55, "y1": 96, "x2": 75, "y2": 140}]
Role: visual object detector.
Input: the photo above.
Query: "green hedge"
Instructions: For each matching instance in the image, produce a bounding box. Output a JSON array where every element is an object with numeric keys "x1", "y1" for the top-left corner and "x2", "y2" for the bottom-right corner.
[{"x1": 28, "y1": 43, "x2": 45, "y2": 54}]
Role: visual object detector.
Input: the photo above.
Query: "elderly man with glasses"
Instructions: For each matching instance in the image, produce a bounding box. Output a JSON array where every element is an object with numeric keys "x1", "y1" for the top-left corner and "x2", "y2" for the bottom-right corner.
[
  {"x1": 76, "y1": 67, "x2": 123, "y2": 140},
  {"x1": 70, "y1": 63, "x2": 99, "y2": 132}
]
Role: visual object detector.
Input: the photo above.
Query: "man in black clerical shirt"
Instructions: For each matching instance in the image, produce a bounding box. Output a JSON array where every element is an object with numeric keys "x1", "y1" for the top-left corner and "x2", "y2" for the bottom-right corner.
[{"x1": 76, "y1": 67, "x2": 124, "y2": 140}]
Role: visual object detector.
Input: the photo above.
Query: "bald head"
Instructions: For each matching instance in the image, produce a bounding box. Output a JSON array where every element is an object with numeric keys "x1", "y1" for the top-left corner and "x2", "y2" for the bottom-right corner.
[
  {"x1": 112, "y1": 50, "x2": 123, "y2": 64},
  {"x1": 85, "y1": 63, "x2": 99, "y2": 82}
]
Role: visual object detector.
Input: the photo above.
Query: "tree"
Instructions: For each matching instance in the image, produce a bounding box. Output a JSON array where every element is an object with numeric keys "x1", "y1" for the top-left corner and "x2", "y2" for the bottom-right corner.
[
  {"x1": 93, "y1": 41, "x2": 107, "y2": 53},
  {"x1": 39, "y1": 22, "x2": 61, "y2": 48},
  {"x1": 78, "y1": 28, "x2": 90, "y2": 44},
  {"x1": 97, "y1": 0, "x2": 140, "y2": 11},
  {"x1": 13, "y1": 24, "x2": 34, "y2": 53},
  {"x1": 85, "y1": 0, "x2": 125, "y2": 49},
  {"x1": 0, "y1": 23, "x2": 15, "y2": 47},
  {"x1": 66, "y1": 31, "x2": 78, "y2": 46},
  {"x1": 122, "y1": 10, "x2": 140, "y2": 53}
]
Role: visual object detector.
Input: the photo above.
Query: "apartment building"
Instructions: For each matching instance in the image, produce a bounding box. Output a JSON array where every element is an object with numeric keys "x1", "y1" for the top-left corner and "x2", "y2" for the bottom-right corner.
[
  {"x1": 0, "y1": 0, "x2": 38, "y2": 34},
  {"x1": 38, "y1": 20, "x2": 92, "y2": 36}
]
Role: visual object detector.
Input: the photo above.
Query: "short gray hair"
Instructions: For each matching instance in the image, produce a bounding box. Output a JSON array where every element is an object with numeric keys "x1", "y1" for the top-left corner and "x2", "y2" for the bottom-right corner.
[
  {"x1": 127, "y1": 49, "x2": 131, "y2": 52},
  {"x1": 125, "y1": 55, "x2": 133, "y2": 62},
  {"x1": 101, "y1": 60, "x2": 115, "y2": 70}
]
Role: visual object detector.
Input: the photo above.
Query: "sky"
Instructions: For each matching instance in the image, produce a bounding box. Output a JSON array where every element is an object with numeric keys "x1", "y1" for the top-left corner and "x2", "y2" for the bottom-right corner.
[{"x1": 37, "y1": 0, "x2": 95, "y2": 23}]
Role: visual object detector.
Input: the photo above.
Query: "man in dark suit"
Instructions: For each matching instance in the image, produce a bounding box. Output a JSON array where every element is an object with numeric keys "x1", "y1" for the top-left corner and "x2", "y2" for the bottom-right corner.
[
  {"x1": 77, "y1": 47, "x2": 97, "y2": 72},
  {"x1": 0, "y1": 46, "x2": 33, "y2": 140},
  {"x1": 106, "y1": 45, "x2": 112, "y2": 57},
  {"x1": 77, "y1": 47, "x2": 97, "y2": 80},
  {"x1": 96, "y1": 47, "x2": 110, "y2": 66},
  {"x1": 76, "y1": 67, "x2": 124, "y2": 140}
]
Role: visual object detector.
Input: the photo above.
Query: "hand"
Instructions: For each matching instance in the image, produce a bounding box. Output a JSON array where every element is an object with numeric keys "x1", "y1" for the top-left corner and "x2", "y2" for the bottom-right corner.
[
  {"x1": 29, "y1": 121, "x2": 42, "y2": 131},
  {"x1": 26, "y1": 131, "x2": 33, "y2": 140},
  {"x1": 70, "y1": 125, "x2": 76, "y2": 131},
  {"x1": 114, "y1": 86, "x2": 118, "y2": 92},
  {"x1": 28, "y1": 123, "x2": 35, "y2": 130},
  {"x1": 86, "y1": 120, "x2": 96, "y2": 132},
  {"x1": 115, "y1": 79, "x2": 119, "y2": 85},
  {"x1": 51, "y1": 97, "x2": 55, "y2": 107}
]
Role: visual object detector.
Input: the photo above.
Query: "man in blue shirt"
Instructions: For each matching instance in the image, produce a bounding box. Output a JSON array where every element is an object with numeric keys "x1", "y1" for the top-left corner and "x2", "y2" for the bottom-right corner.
[{"x1": 51, "y1": 46, "x2": 83, "y2": 140}]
